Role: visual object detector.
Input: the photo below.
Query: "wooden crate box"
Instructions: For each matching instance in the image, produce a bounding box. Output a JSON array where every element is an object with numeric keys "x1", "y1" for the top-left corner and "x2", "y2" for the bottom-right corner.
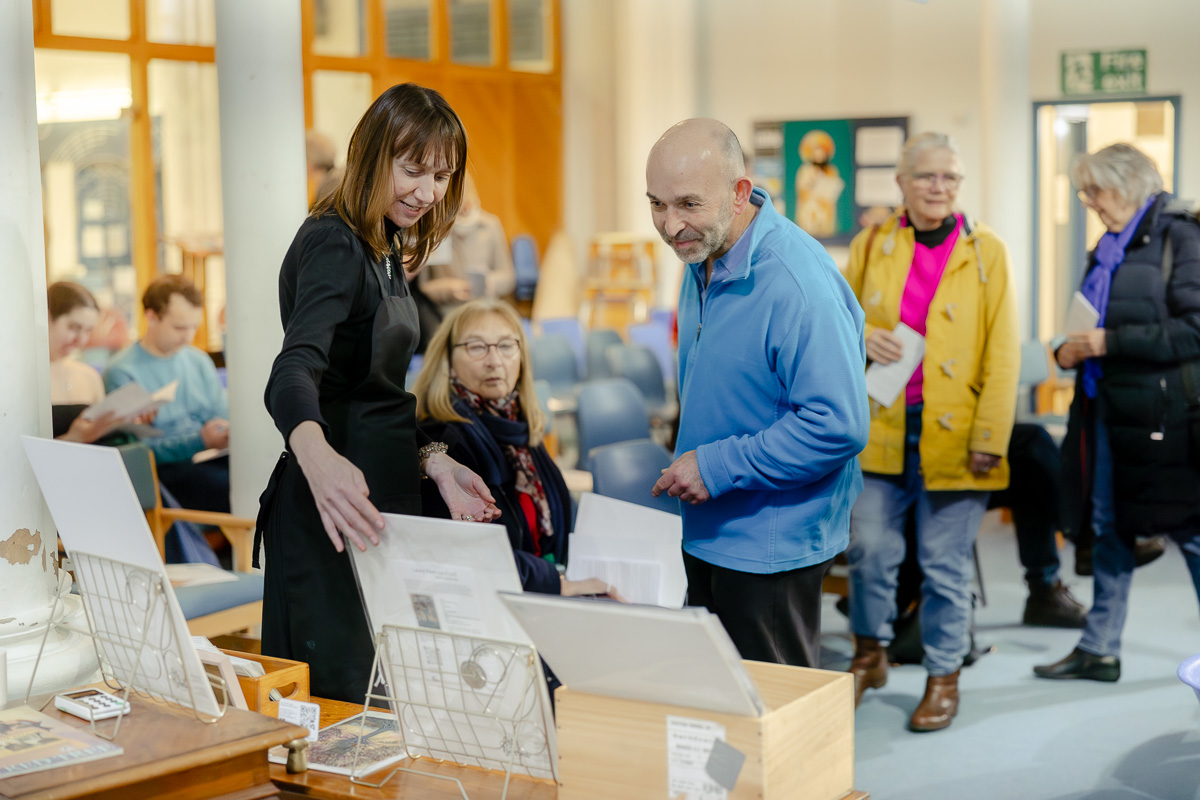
[
  {"x1": 555, "y1": 660, "x2": 853, "y2": 799},
  {"x1": 218, "y1": 649, "x2": 309, "y2": 717}
]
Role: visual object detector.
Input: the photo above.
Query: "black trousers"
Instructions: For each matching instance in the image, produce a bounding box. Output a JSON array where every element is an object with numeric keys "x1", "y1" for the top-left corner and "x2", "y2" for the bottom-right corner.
[
  {"x1": 985, "y1": 423, "x2": 1062, "y2": 586},
  {"x1": 683, "y1": 550, "x2": 832, "y2": 668},
  {"x1": 157, "y1": 455, "x2": 231, "y2": 513}
]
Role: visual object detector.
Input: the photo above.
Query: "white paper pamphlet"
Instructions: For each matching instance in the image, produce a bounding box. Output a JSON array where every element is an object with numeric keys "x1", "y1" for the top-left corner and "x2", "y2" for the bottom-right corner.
[
  {"x1": 865, "y1": 322, "x2": 925, "y2": 408},
  {"x1": 568, "y1": 493, "x2": 686, "y2": 608},
  {"x1": 1064, "y1": 291, "x2": 1100, "y2": 334},
  {"x1": 667, "y1": 716, "x2": 728, "y2": 800},
  {"x1": 400, "y1": 561, "x2": 486, "y2": 636},
  {"x1": 192, "y1": 447, "x2": 228, "y2": 464},
  {"x1": 81, "y1": 379, "x2": 178, "y2": 422}
]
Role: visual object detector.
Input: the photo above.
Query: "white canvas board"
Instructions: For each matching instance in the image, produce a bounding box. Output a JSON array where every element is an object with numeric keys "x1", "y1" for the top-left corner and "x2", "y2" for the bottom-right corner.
[
  {"x1": 500, "y1": 593, "x2": 764, "y2": 718},
  {"x1": 20, "y1": 437, "x2": 220, "y2": 718},
  {"x1": 864, "y1": 322, "x2": 926, "y2": 408},
  {"x1": 571, "y1": 493, "x2": 686, "y2": 608},
  {"x1": 347, "y1": 513, "x2": 529, "y2": 643}
]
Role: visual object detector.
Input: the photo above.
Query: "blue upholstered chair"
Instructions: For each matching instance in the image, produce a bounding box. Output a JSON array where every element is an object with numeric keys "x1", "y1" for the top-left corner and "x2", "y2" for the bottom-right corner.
[
  {"x1": 575, "y1": 378, "x2": 651, "y2": 471},
  {"x1": 628, "y1": 321, "x2": 677, "y2": 388},
  {"x1": 538, "y1": 317, "x2": 587, "y2": 376},
  {"x1": 512, "y1": 234, "x2": 540, "y2": 302},
  {"x1": 530, "y1": 333, "x2": 580, "y2": 396},
  {"x1": 585, "y1": 328, "x2": 623, "y2": 380},
  {"x1": 589, "y1": 438, "x2": 680, "y2": 516},
  {"x1": 117, "y1": 444, "x2": 263, "y2": 638}
]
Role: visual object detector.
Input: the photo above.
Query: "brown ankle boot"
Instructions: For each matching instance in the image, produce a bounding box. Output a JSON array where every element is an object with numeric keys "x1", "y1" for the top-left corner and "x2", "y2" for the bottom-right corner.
[
  {"x1": 908, "y1": 671, "x2": 960, "y2": 732},
  {"x1": 849, "y1": 636, "x2": 888, "y2": 707}
]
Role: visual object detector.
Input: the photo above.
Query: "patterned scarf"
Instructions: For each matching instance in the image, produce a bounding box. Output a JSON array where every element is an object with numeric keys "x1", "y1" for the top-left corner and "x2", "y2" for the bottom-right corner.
[{"x1": 451, "y1": 377, "x2": 553, "y2": 552}]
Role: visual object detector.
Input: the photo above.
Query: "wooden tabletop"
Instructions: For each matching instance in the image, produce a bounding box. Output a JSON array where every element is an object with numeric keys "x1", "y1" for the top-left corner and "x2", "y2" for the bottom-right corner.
[{"x1": 1, "y1": 692, "x2": 307, "y2": 800}]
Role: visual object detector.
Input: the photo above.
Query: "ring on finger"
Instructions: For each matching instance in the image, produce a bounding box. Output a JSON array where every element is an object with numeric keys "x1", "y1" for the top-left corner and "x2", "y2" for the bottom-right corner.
[{"x1": 461, "y1": 514, "x2": 474, "y2": 521}]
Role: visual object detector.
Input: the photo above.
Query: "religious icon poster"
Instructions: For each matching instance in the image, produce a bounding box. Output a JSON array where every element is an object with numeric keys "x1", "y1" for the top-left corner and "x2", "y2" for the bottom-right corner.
[{"x1": 752, "y1": 116, "x2": 908, "y2": 246}]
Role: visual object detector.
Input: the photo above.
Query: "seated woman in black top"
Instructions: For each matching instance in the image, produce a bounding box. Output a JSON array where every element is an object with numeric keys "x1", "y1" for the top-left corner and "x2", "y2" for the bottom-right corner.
[
  {"x1": 414, "y1": 299, "x2": 623, "y2": 598},
  {"x1": 48, "y1": 282, "x2": 122, "y2": 443}
]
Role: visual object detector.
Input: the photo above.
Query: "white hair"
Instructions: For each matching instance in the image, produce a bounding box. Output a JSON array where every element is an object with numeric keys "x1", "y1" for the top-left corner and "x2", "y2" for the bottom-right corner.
[
  {"x1": 897, "y1": 132, "x2": 961, "y2": 178},
  {"x1": 1070, "y1": 143, "x2": 1163, "y2": 208}
]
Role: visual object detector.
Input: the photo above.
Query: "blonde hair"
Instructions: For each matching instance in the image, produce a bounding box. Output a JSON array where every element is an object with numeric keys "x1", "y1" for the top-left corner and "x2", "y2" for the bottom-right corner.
[
  {"x1": 311, "y1": 83, "x2": 467, "y2": 270},
  {"x1": 1070, "y1": 143, "x2": 1163, "y2": 209},
  {"x1": 413, "y1": 300, "x2": 547, "y2": 447}
]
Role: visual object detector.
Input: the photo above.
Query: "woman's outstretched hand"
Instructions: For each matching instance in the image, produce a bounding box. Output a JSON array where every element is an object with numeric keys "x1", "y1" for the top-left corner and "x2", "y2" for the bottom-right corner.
[
  {"x1": 289, "y1": 420, "x2": 384, "y2": 553},
  {"x1": 424, "y1": 452, "x2": 501, "y2": 523}
]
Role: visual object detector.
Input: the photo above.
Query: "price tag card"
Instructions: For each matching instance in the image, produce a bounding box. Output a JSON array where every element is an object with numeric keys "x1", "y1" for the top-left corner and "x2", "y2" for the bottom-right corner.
[{"x1": 277, "y1": 698, "x2": 321, "y2": 743}]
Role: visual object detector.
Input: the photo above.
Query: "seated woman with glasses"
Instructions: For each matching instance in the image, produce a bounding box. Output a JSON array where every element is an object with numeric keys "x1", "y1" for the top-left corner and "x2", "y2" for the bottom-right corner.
[
  {"x1": 840, "y1": 132, "x2": 1019, "y2": 732},
  {"x1": 413, "y1": 299, "x2": 624, "y2": 599}
]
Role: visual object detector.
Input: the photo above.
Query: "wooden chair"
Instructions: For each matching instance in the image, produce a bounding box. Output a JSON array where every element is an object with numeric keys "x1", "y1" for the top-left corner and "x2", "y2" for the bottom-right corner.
[{"x1": 116, "y1": 443, "x2": 263, "y2": 638}]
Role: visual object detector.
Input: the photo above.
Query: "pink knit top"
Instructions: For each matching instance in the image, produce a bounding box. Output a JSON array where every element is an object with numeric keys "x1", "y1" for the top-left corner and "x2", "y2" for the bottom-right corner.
[{"x1": 900, "y1": 214, "x2": 962, "y2": 405}]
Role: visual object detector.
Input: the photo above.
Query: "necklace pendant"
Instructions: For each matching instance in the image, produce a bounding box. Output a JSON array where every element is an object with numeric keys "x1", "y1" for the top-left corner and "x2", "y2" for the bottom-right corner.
[{"x1": 384, "y1": 255, "x2": 392, "y2": 280}]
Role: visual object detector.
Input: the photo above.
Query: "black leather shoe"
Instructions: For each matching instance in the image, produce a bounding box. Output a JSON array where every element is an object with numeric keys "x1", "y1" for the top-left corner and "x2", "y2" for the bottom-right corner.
[
  {"x1": 1033, "y1": 647, "x2": 1120, "y2": 682},
  {"x1": 1023, "y1": 581, "x2": 1086, "y2": 628}
]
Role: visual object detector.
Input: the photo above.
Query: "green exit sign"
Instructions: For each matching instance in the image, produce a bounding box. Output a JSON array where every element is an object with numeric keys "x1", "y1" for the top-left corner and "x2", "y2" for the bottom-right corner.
[{"x1": 1062, "y1": 49, "x2": 1147, "y2": 95}]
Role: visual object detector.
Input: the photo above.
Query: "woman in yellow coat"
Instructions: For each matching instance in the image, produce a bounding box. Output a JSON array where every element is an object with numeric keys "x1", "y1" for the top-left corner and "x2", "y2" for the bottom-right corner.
[{"x1": 841, "y1": 132, "x2": 1019, "y2": 732}]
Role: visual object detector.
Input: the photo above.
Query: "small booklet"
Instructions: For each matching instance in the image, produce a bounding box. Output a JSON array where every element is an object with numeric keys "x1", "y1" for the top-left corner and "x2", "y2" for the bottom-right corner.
[
  {"x1": 0, "y1": 705, "x2": 123, "y2": 778},
  {"x1": 864, "y1": 323, "x2": 925, "y2": 408},
  {"x1": 80, "y1": 380, "x2": 178, "y2": 422},
  {"x1": 1064, "y1": 291, "x2": 1100, "y2": 334},
  {"x1": 267, "y1": 710, "x2": 407, "y2": 776}
]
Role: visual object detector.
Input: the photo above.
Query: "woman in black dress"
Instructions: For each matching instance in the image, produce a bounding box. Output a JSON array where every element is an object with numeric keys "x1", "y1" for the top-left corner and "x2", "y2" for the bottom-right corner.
[{"x1": 258, "y1": 84, "x2": 499, "y2": 702}]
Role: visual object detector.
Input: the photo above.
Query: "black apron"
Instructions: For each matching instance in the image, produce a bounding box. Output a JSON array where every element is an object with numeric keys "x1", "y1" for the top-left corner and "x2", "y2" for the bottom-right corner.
[{"x1": 258, "y1": 250, "x2": 420, "y2": 703}]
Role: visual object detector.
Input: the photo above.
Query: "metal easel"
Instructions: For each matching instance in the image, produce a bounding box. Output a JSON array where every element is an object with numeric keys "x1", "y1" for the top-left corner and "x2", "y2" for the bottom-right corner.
[{"x1": 25, "y1": 551, "x2": 229, "y2": 739}]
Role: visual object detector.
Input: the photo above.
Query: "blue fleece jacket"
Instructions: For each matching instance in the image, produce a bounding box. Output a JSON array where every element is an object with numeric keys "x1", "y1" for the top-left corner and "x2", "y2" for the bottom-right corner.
[
  {"x1": 104, "y1": 343, "x2": 228, "y2": 464},
  {"x1": 676, "y1": 188, "x2": 869, "y2": 574}
]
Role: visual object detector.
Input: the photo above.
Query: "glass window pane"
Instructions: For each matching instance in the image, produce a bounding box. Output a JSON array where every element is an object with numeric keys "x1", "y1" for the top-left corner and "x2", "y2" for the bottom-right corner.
[
  {"x1": 450, "y1": 0, "x2": 491, "y2": 66},
  {"x1": 313, "y1": 0, "x2": 366, "y2": 57},
  {"x1": 147, "y1": 0, "x2": 216, "y2": 46},
  {"x1": 509, "y1": 0, "x2": 550, "y2": 72},
  {"x1": 384, "y1": 0, "x2": 431, "y2": 60},
  {"x1": 52, "y1": 0, "x2": 130, "y2": 40},
  {"x1": 313, "y1": 71, "x2": 374, "y2": 169},
  {"x1": 35, "y1": 50, "x2": 137, "y2": 331},
  {"x1": 149, "y1": 60, "x2": 225, "y2": 350}
]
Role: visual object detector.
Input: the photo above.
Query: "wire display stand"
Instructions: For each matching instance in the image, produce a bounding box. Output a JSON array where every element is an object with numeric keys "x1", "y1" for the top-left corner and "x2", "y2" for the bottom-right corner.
[
  {"x1": 25, "y1": 551, "x2": 228, "y2": 738},
  {"x1": 350, "y1": 624, "x2": 555, "y2": 799}
]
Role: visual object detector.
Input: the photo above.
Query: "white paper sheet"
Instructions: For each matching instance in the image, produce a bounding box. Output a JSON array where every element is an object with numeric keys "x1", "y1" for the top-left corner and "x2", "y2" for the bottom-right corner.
[
  {"x1": 667, "y1": 716, "x2": 728, "y2": 800},
  {"x1": 21, "y1": 437, "x2": 221, "y2": 718},
  {"x1": 80, "y1": 379, "x2": 177, "y2": 422},
  {"x1": 1064, "y1": 290, "x2": 1100, "y2": 334},
  {"x1": 570, "y1": 493, "x2": 686, "y2": 608},
  {"x1": 855, "y1": 126, "x2": 906, "y2": 166},
  {"x1": 854, "y1": 167, "x2": 904, "y2": 208},
  {"x1": 566, "y1": 537, "x2": 663, "y2": 606},
  {"x1": 864, "y1": 323, "x2": 925, "y2": 408}
]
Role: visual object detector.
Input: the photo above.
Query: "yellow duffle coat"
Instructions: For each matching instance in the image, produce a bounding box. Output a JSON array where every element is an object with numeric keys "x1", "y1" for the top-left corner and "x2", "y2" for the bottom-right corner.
[{"x1": 841, "y1": 211, "x2": 1019, "y2": 491}]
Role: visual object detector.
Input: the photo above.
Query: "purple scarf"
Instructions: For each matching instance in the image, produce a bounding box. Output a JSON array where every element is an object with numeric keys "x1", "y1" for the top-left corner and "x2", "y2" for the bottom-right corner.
[{"x1": 1080, "y1": 194, "x2": 1156, "y2": 398}]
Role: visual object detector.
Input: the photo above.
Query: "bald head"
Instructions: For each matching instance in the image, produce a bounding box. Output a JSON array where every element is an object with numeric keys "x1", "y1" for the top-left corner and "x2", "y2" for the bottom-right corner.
[
  {"x1": 646, "y1": 119, "x2": 756, "y2": 266},
  {"x1": 648, "y1": 118, "x2": 745, "y2": 185}
]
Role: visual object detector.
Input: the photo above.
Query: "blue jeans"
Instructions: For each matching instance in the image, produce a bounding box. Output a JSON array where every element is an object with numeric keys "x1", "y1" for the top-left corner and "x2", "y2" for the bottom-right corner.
[
  {"x1": 847, "y1": 405, "x2": 989, "y2": 676},
  {"x1": 1079, "y1": 408, "x2": 1200, "y2": 657}
]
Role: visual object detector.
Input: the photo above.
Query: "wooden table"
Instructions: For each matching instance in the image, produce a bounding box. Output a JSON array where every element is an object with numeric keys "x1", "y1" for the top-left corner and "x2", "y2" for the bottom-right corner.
[
  {"x1": 272, "y1": 698, "x2": 868, "y2": 800},
  {"x1": 0, "y1": 693, "x2": 307, "y2": 800}
]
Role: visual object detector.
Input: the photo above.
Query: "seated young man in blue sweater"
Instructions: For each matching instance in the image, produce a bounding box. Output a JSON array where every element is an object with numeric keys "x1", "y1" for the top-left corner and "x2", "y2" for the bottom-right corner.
[{"x1": 104, "y1": 275, "x2": 231, "y2": 513}]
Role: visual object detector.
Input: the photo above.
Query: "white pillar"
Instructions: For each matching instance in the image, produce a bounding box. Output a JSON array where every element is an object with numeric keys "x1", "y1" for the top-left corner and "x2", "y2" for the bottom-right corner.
[
  {"x1": 981, "y1": 0, "x2": 1033, "y2": 340},
  {"x1": 0, "y1": 2, "x2": 99, "y2": 698},
  {"x1": 215, "y1": 0, "x2": 307, "y2": 519}
]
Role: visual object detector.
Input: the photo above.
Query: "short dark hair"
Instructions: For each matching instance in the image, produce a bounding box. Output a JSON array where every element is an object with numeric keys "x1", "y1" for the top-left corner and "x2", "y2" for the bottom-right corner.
[
  {"x1": 143, "y1": 275, "x2": 203, "y2": 316},
  {"x1": 47, "y1": 281, "x2": 98, "y2": 320}
]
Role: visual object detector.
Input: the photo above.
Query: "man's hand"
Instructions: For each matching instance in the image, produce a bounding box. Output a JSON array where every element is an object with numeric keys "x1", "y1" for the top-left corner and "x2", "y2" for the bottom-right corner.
[
  {"x1": 1056, "y1": 329, "x2": 1105, "y2": 369},
  {"x1": 202, "y1": 418, "x2": 230, "y2": 449},
  {"x1": 60, "y1": 411, "x2": 120, "y2": 444},
  {"x1": 968, "y1": 451, "x2": 1001, "y2": 477},
  {"x1": 651, "y1": 450, "x2": 711, "y2": 505},
  {"x1": 865, "y1": 328, "x2": 904, "y2": 365}
]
